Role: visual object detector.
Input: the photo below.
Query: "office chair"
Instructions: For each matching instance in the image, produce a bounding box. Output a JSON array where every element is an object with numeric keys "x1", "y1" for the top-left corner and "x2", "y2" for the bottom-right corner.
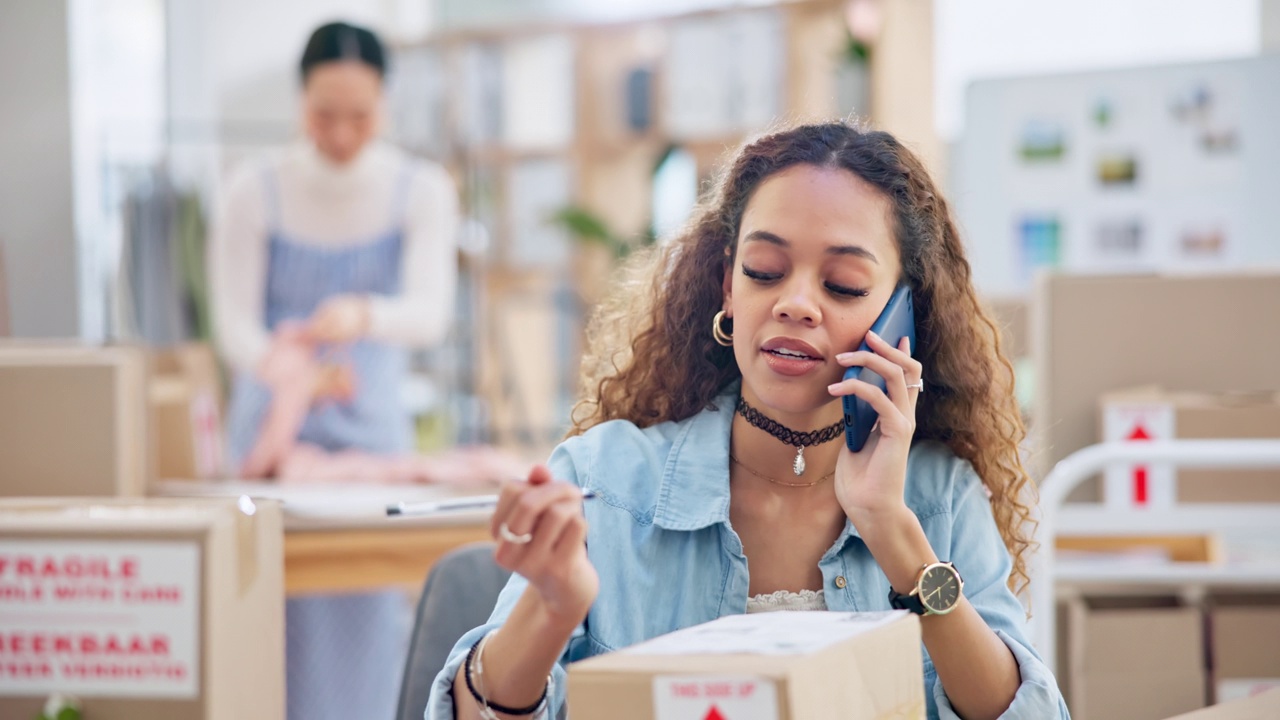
[{"x1": 396, "y1": 542, "x2": 512, "y2": 720}]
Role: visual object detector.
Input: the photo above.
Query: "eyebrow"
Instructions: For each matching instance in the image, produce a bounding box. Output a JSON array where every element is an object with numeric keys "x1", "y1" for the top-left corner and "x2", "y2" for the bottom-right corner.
[{"x1": 743, "y1": 230, "x2": 879, "y2": 265}]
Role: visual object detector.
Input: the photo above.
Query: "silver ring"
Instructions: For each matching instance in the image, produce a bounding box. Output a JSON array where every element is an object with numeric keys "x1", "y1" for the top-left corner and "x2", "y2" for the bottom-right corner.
[
  {"x1": 498, "y1": 522, "x2": 532, "y2": 545},
  {"x1": 906, "y1": 380, "x2": 924, "y2": 392}
]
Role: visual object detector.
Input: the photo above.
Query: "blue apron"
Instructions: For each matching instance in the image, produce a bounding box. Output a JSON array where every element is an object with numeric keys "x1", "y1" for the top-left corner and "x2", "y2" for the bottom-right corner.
[
  {"x1": 225, "y1": 165, "x2": 415, "y2": 720},
  {"x1": 225, "y1": 168, "x2": 414, "y2": 466}
]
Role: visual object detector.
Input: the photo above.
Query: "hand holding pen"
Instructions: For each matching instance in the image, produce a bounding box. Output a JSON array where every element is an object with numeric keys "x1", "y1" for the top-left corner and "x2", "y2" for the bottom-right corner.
[
  {"x1": 500, "y1": 465, "x2": 601, "y2": 621},
  {"x1": 386, "y1": 488, "x2": 596, "y2": 517},
  {"x1": 388, "y1": 465, "x2": 599, "y2": 620}
]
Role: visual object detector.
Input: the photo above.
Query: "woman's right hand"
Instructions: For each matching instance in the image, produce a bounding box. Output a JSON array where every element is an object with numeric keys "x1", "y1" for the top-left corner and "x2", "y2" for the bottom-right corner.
[{"x1": 490, "y1": 465, "x2": 598, "y2": 623}]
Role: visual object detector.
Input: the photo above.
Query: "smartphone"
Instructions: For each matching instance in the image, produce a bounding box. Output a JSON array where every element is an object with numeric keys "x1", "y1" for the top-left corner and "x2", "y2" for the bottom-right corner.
[{"x1": 842, "y1": 284, "x2": 916, "y2": 452}]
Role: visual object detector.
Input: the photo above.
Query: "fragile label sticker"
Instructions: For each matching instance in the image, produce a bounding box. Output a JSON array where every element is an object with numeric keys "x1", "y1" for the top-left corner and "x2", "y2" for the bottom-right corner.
[
  {"x1": 653, "y1": 676, "x2": 778, "y2": 720},
  {"x1": 1103, "y1": 402, "x2": 1176, "y2": 508},
  {"x1": 0, "y1": 539, "x2": 201, "y2": 698}
]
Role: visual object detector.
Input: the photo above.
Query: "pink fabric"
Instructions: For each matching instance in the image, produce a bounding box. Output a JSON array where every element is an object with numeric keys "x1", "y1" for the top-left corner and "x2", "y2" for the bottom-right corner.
[{"x1": 239, "y1": 326, "x2": 527, "y2": 486}]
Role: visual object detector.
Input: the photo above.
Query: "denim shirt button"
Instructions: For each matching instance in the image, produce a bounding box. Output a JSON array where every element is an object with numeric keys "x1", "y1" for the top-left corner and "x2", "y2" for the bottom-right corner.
[{"x1": 834, "y1": 575, "x2": 847, "y2": 589}]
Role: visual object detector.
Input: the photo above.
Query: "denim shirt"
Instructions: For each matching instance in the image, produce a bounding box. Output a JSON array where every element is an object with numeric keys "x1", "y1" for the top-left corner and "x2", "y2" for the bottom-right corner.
[{"x1": 427, "y1": 390, "x2": 1069, "y2": 719}]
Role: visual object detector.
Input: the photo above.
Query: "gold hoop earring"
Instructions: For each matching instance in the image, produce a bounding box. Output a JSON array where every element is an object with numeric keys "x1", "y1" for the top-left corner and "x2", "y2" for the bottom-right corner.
[{"x1": 712, "y1": 310, "x2": 733, "y2": 347}]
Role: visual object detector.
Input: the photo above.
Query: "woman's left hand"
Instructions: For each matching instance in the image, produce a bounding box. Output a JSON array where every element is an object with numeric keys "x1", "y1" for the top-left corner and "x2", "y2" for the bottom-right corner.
[
  {"x1": 306, "y1": 295, "x2": 371, "y2": 344},
  {"x1": 827, "y1": 331, "x2": 923, "y2": 521}
]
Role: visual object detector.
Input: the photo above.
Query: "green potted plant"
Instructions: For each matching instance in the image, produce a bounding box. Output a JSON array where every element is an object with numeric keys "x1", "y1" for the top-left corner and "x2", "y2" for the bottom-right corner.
[{"x1": 549, "y1": 205, "x2": 652, "y2": 306}]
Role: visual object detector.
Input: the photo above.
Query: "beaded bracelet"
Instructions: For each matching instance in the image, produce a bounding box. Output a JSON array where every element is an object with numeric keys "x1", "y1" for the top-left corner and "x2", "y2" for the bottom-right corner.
[{"x1": 464, "y1": 631, "x2": 550, "y2": 717}]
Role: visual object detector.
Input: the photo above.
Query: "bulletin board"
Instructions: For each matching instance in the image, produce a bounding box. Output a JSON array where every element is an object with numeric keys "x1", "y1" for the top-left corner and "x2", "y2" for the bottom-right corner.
[{"x1": 955, "y1": 55, "x2": 1280, "y2": 297}]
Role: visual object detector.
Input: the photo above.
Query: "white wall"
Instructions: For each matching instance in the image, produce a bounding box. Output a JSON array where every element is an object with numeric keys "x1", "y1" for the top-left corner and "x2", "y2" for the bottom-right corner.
[
  {"x1": 165, "y1": 0, "x2": 428, "y2": 203},
  {"x1": 433, "y1": 0, "x2": 776, "y2": 30},
  {"x1": 0, "y1": 0, "x2": 80, "y2": 337},
  {"x1": 935, "y1": 0, "x2": 1261, "y2": 141},
  {"x1": 169, "y1": 0, "x2": 404, "y2": 150},
  {"x1": 210, "y1": 0, "x2": 384, "y2": 130}
]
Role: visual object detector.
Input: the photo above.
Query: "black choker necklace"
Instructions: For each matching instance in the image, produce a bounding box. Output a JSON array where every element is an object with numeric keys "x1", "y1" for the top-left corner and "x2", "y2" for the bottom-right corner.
[{"x1": 735, "y1": 397, "x2": 845, "y2": 476}]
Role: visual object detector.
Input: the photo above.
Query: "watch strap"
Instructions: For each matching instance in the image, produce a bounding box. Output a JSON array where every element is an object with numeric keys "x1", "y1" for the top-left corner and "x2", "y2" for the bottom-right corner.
[
  {"x1": 889, "y1": 563, "x2": 930, "y2": 615},
  {"x1": 888, "y1": 586, "x2": 927, "y2": 615}
]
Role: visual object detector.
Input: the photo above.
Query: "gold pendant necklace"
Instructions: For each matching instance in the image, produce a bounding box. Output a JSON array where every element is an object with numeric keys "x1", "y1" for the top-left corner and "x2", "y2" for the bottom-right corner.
[{"x1": 730, "y1": 453, "x2": 835, "y2": 488}]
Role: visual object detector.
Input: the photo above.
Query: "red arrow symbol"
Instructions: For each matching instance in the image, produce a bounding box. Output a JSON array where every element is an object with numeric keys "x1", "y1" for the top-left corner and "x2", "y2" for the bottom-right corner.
[
  {"x1": 1127, "y1": 424, "x2": 1152, "y2": 441},
  {"x1": 1128, "y1": 423, "x2": 1152, "y2": 504},
  {"x1": 704, "y1": 706, "x2": 727, "y2": 720}
]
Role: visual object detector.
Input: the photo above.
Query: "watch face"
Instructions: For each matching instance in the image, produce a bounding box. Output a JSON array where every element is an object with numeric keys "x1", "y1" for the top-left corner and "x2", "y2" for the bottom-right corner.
[{"x1": 919, "y1": 564, "x2": 962, "y2": 614}]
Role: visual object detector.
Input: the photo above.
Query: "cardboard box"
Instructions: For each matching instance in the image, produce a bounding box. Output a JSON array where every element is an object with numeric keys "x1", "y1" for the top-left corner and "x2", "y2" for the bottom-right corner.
[
  {"x1": 0, "y1": 343, "x2": 151, "y2": 497},
  {"x1": 567, "y1": 611, "x2": 923, "y2": 720},
  {"x1": 150, "y1": 344, "x2": 225, "y2": 480},
  {"x1": 0, "y1": 497, "x2": 284, "y2": 719},
  {"x1": 1209, "y1": 598, "x2": 1280, "y2": 704},
  {"x1": 1100, "y1": 387, "x2": 1280, "y2": 506},
  {"x1": 1061, "y1": 596, "x2": 1206, "y2": 720},
  {"x1": 1164, "y1": 688, "x2": 1280, "y2": 719},
  {"x1": 984, "y1": 295, "x2": 1029, "y2": 360},
  {"x1": 1033, "y1": 273, "x2": 1280, "y2": 503}
]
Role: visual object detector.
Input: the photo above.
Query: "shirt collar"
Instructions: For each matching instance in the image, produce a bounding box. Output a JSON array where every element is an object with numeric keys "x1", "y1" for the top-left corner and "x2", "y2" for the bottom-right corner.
[{"x1": 651, "y1": 387, "x2": 737, "y2": 531}]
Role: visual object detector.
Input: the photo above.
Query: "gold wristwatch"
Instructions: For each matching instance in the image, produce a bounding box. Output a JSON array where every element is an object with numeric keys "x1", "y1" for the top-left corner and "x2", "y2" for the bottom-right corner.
[{"x1": 888, "y1": 561, "x2": 964, "y2": 616}]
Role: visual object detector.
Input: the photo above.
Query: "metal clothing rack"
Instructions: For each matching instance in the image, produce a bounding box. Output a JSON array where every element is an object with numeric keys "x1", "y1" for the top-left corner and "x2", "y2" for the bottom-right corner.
[{"x1": 1030, "y1": 439, "x2": 1280, "y2": 674}]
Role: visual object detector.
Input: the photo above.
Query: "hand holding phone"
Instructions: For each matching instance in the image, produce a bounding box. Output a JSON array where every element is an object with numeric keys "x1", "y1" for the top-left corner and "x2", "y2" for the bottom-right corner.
[{"x1": 841, "y1": 285, "x2": 917, "y2": 452}]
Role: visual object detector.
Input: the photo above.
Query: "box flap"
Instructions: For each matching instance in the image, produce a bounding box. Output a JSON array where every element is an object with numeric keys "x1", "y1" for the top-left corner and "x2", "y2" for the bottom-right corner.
[
  {"x1": 1164, "y1": 688, "x2": 1280, "y2": 719},
  {"x1": 571, "y1": 612, "x2": 910, "y2": 675}
]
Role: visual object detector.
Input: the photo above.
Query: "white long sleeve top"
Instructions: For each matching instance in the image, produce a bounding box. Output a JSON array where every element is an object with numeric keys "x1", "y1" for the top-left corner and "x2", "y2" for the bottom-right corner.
[{"x1": 209, "y1": 140, "x2": 458, "y2": 374}]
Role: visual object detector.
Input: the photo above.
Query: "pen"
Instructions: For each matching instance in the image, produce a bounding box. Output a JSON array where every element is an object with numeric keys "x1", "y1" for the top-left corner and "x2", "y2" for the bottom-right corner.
[{"x1": 386, "y1": 488, "x2": 597, "y2": 517}]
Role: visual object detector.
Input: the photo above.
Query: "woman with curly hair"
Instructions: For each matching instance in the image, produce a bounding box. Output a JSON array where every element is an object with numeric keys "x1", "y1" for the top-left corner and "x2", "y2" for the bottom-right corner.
[{"x1": 427, "y1": 122, "x2": 1068, "y2": 719}]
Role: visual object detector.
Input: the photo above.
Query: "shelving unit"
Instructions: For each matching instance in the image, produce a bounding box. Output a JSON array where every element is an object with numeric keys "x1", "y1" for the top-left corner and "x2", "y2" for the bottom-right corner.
[
  {"x1": 1030, "y1": 439, "x2": 1280, "y2": 674},
  {"x1": 385, "y1": 0, "x2": 886, "y2": 453}
]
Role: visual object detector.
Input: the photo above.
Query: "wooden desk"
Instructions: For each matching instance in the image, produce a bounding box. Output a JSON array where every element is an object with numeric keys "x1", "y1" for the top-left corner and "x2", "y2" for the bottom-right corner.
[
  {"x1": 285, "y1": 520, "x2": 492, "y2": 595},
  {"x1": 155, "y1": 480, "x2": 497, "y2": 596}
]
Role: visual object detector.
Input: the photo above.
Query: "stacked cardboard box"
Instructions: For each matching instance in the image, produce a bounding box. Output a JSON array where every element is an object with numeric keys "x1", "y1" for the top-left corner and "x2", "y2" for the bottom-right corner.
[
  {"x1": 1059, "y1": 596, "x2": 1206, "y2": 720},
  {"x1": 149, "y1": 344, "x2": 225, "y2": 480},
  {"x1": 567, "y1": 611, "x2": 923, "y2": 719},
  {"x1": 0, "y1": 497, "x2": 284, "y2": 719},
  {"x1": 0, "y1": 343, "x2": 151, "y2": 497},
  {"x1": 1208, "y1": 596, "x2": 1280, "y2": 703},
  {"x1": 1100, "y1": 387, "x2": 1280, "y2": 506}
]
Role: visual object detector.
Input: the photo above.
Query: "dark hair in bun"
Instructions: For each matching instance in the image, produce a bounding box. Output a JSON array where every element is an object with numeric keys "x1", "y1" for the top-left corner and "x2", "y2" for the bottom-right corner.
[{"x1": 300, "y1": 22, "x2": 387, "y2": 82}]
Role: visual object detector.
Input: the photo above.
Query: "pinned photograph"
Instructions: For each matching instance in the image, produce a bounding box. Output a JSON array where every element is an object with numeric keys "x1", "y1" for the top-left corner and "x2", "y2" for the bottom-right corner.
[
  {"x1": 1016, "y1": 214, "x2": 1061, "y2": 280},
  {"x1": 1096, "y1": 153, "x2": 1138, "y2": 186},
  {"x1": 1018, "y1": 119, "x2": 1066, "y2": 162},
  {"x1": 1179, "y1": 224, "x2": 1226, "y2": 258},
  {"x1": 1200, "y1": 127, "x2": 1238, "y2": 154},
  {"x1": 1094, "y1": 219, "x2": 1143, "y2": 259},
  {"x1": 1092, "y1": 97, "x2": 1113, "y2": 129},
  {"x1": 1169, "y1": 83, "x2": 1213, "y2": 124}
]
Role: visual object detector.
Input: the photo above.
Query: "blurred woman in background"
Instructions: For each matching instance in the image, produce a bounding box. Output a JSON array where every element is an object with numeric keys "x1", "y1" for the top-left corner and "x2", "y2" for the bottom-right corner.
[{"x1": 210, "y1": 21, "x2": 457, "y2": 720}]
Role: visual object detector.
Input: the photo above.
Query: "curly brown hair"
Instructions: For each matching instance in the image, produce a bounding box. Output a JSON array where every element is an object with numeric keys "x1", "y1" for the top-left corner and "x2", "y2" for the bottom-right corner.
[{"x1": 569, "y1": 121, "x2": 1036, "y2": 594}]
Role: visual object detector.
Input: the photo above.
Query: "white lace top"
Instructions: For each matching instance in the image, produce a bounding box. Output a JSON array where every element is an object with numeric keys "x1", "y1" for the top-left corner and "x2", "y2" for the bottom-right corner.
[{"x1": 745, "y1": 588, "x2": 828, "y2": 613}]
